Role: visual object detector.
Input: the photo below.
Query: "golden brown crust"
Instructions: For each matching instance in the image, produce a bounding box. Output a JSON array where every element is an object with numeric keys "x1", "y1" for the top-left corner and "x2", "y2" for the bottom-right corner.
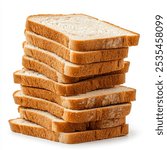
[
  {"x1": 9, "y1": 118, "x2": 128, "y2": 144},
  {"x1": 22, "y1": 56, "x2": 59, "y2": 82},
  {"x1": 13, "y1": 92, "x2": 131, "y2": 123},
  {"x1": 22, "y1": 55, "x2": 129, "y2": 83},
  {"x1": 71, "y1": 48, "x2": 128, "y2": 64},
  {"x1": 19, "y1": 107, "x2": 126, "y2": 132},
  {"x1": 23, "y1": 45, "x2": 124, "y2": 77},
  {"x1": 60, "y1": 124, "x2": 128, "y2": 144},
  {"x1": 9, "y1": 119, "x2": 59, "y2": 141},
  {"x1": 13, "y1": 70, "x2": 125, "y2": 96},
  {"x1": 25, "y1": 31, "x2": 129, "y2": 64},
  {"x1": 21, "y1": 86, "x2": 136, "y2": 110},
  {"x1": 69, "y1": 35, "x2": 139, "y2": 51},
  {"x1": 26, "y1": 15, "x2": 69, "y2": 47},
  {"x1": 26, "y1": 14, "x2": 139, "y2": 51}
]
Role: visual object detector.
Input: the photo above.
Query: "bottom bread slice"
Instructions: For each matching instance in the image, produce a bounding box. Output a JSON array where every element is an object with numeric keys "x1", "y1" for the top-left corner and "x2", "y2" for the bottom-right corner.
[
  {"x1": 9, "y1": 118, "x2": 128, "y2": 144},
  {"x1": 14, "y1": 91, "x2": 131, "y2": 123},
  {"x1": 19, "y1": 107, "x2": 125, "y2": 132}
]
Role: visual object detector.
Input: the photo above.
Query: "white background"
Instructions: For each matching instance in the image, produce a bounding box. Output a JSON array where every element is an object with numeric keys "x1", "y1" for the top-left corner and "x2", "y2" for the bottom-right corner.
[{"x1": 0, "y1": 0, "x2": 167, "y2": 149}]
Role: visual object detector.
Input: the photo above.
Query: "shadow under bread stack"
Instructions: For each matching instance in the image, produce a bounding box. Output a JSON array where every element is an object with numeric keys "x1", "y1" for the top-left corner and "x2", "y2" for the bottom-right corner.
[{"x1": 9, "y1": 14, "x2": 140, "y2": 144}]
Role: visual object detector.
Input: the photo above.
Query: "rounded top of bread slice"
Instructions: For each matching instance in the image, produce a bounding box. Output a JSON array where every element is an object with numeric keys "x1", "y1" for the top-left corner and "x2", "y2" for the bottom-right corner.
[{"x1": 27, "y1": 14, "x2": 138, "y2": 40}]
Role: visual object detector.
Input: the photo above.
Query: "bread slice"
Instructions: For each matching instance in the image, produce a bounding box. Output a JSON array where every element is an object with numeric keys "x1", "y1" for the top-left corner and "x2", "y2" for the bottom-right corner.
[
  {"x1": 22, "y1": 55, "x2": 129, "y2": 83},
  {"x1": 9, "y1": 118, "x2": 128, "y2": 144},
  {"x1": 14, "y1": 70, "x2": 125, "y2": 96},
  {"x1": 23, "y1": 43, "x2": 124, "y2": 77},
  {"x1": 26, "y1": 14, "x2": 139, "y2": 51},
  {"x1": 13, "y1": 91, "x2": 131, "y2": 123},
  {"x1": 19, "y1": 107, "x2": 126, "y2": 132},
  {"x1": 21, "y1": 86, "x2": 136, "y2": 110},
  {"x1": 25, "y1": 31, "x2": 129, "y2": 64}
]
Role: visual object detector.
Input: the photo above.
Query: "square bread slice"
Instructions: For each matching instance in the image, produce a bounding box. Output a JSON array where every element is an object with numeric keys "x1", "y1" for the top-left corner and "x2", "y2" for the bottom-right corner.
[
  {"x1": 23, "y1": 42, "x2": 124, "y2": 77},
  {"x1": 25, "y1": 31, "x2": 129, "y2": 64},
  {"x1": 22, "y1": 55, "x2": 129, "y2": 83},
  {"x1": 13, "y1": 69, "x2": 125, "y2": 96},
  {"x1": 26, "y1": 14, "x2": 139, "y2": 51},
  {"x1": 13, "y1": 91, "x2": 131, "y2": 123},
  {"x1": 21, "y1": 86, "x2": 136, "y2": 110},
  {"x1": 19, "y1": 107, "x2": 125, "y2": 132},
  {"x1": 9, "y1": 118, "x2": 128, "y2": 144}
]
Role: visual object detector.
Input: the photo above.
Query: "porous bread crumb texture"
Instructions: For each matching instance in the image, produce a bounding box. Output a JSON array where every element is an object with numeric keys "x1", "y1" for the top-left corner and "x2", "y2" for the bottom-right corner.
[
  {"x1": 16, "y1": 69, "x2": 46, "y2": 78},
  {"x1": 20, "y1": 107, "x2": 63, "y2": 121},
  {"x1": 10, "y1": 118, "x2": 40, "y2": 127},
  {"x1": 29, "y1": 14, "x2": 135, "y2": 40}
]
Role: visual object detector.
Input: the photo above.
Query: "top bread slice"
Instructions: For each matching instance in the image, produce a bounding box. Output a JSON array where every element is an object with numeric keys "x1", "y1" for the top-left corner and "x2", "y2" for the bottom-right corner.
[
  {"x1": 25, "y1": 31, "x2": 129, "y2": 64},
  {"x1": 26, "y1": 14, "x2": 139, "y2": 51}
]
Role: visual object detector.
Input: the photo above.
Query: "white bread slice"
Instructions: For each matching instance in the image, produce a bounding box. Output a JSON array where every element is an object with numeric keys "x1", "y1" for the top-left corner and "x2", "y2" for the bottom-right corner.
[
  {"x1": 13, "y1": 91, "x2": 131, "y2": 123},
  {"x1": 19, "y1": 107, "x2": 125, "y2": 132},
  {"x1": 25, "y1": 31, "x2": 129, "y2": 64},
  {"x1": 23, "y1": 42, "x2": 124, "y2": 77},
  {"x1": 21, "y1": 86, "x2": 136, "y2": 110},
  {"x1": 26, "y1": 14, "x2": 139, "y2": 51},
  {"x1": 22, "y1": 55, "x2": 129, "y2": 83},
  {"x1": 13, "y1": 69, "x2": 125, "y2": 96},
  {"x1": 9, "y1": 118, "x2": 128, "y2": 144}
]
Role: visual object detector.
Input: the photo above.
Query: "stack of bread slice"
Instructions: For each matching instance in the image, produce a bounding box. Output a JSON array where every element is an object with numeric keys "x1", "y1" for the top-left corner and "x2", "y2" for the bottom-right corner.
[{"x1": 9, "y1": 14, "x2": 139, "y2": 144}]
